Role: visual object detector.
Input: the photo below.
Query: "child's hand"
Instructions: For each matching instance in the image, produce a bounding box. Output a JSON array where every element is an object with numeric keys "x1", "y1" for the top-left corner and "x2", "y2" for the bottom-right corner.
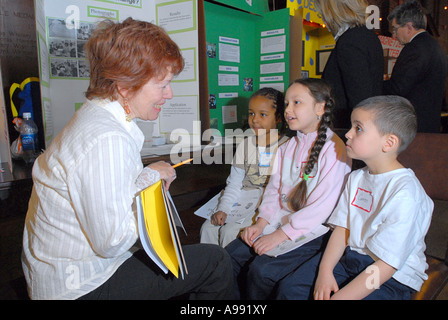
[
  {"x1": 241, "y1": 220, "x2": 267, "y2": 246},
  {"x1": 252, "y1": 229, "x2": 288, "y2": 256},
  {"x1": 211, "y1": 211, "x2": 227, "y2": 226},
  {"x1": 313, "y1": 271, "x2": 339, "y2": 300}
]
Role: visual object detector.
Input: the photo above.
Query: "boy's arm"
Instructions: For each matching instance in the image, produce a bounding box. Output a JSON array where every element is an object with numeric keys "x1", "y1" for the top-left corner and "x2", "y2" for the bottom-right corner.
[
  {"x1": 314, "y1": 226, "x2": 349, "y2": 300},
  {"x1": 331, "y1": 259, "x2": 396, "y2": 300}
]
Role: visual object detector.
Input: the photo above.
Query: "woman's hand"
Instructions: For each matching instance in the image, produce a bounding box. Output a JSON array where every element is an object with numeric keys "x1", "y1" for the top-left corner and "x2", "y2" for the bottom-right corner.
[
  {"x1": 148, "y1": 161, "x2": 176, "y2": 189},
  {"x1": 211, "y1": 211, "x2": 227, "y2": 226}
]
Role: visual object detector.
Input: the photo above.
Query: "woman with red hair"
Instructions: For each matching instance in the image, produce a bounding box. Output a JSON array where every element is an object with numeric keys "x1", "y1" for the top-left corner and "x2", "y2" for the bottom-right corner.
[{"x1": 22, "y1": 18, "x2": 233, "y2": 300}]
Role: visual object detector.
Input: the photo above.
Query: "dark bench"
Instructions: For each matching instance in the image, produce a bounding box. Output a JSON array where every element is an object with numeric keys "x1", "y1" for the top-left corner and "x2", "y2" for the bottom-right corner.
[{"x1": 397, "y1": 133, "x2": 448, "y2": 300}]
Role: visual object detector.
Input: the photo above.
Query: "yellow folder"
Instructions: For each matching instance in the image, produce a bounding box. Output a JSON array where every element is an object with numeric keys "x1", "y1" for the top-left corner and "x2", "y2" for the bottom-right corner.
[{"x1": 137, "y1": 180, "x2": 187, "y2": 279}]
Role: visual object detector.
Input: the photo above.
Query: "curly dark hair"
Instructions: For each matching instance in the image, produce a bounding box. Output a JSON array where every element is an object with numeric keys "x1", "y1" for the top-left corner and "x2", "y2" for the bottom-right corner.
[{"x1": 250, "y1": 87, "x2": 293, "y2": 135}]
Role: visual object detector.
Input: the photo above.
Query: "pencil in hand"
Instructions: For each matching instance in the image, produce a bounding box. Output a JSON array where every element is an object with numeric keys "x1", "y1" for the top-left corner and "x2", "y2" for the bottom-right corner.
[{"x1": 172, "y1": 158, "x2": 193, "y2": 168}]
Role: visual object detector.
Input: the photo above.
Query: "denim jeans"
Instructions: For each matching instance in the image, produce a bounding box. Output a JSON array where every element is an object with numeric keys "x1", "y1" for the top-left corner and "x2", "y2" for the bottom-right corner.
[
  {"x1": 276, "y1": 246, "x2": 416, "y2": 300},
  {"x1": 225, "y1": 232, "x2": 330, "y2": 299}
]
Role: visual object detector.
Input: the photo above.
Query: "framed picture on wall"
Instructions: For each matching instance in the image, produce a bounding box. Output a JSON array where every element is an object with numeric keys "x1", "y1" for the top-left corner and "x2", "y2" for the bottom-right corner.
[
  {"x1": 301, "y1": 70, "x2": 309, "y2": 79},
  {"x1": 316, "y1": 49, "x2": 332, "y2": 75}
]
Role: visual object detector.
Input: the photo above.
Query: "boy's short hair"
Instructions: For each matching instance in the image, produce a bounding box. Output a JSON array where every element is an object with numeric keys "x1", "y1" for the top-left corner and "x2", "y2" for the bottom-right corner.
[{"x1": 355, "y1": 95, "x2": 417, "y2": 153}]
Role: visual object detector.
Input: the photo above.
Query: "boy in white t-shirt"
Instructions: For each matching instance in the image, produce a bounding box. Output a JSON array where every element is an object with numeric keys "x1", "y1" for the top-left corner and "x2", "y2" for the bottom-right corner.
[{"x1": 276, "y1": 95, "x2": 433, "y2": 300}]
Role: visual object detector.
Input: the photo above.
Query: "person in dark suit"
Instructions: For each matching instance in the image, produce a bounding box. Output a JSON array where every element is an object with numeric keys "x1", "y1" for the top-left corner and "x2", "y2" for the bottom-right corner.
[
  {"x1": 314, "y1": 0, "x2": 384, "y2": 129},
  {"x1": 384, "y1": 0, "x2": 448, "y2": 133}
]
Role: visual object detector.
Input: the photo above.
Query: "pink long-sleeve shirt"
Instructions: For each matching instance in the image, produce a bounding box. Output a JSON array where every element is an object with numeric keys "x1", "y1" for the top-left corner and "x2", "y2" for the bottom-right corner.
[{"x1": 257, "y1": 128, "x2": 352, "y2": 241}]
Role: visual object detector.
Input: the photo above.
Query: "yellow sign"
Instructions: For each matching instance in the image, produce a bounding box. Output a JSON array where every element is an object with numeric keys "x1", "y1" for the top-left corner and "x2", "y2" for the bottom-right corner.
[
  {"x1": 288, "y1": 0, "x2": 334, "y2": 79},
  {"x1": 287, "y1": 0, "x2": 324, "y2": 25}
]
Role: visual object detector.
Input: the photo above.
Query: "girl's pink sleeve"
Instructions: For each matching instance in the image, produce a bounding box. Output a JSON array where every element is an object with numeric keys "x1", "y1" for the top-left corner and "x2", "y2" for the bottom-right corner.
[{"x1": 281, "y1": 139, "x2": 351, "y2": 240}]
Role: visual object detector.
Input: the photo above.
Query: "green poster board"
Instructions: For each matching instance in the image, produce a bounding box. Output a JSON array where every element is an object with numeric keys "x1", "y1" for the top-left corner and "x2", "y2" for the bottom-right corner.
[
  {"x1": 211, "y1": 0, "x2": 269, "y2": 15},
  {"x1": 204, "y1": 1, "x2": 291, "y2": 134}
]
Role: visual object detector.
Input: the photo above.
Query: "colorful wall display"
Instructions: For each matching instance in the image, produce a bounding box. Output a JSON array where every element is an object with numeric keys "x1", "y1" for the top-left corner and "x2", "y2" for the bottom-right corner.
[
  {"x1": 35, "y1": 0, "x2": 201, "y2": 147},
  {"x1": 204, "y1": 1, "x2": 298, "y2": 135},
  {"x1": 287, "y1": 0, "x2": 335, "y2": 79}
]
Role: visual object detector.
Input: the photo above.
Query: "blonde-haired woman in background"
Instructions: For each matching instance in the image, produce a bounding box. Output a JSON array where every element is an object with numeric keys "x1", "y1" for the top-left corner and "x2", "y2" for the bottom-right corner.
[{"x1": 314, "y1": 0, "x2": 384, "y2": 129}]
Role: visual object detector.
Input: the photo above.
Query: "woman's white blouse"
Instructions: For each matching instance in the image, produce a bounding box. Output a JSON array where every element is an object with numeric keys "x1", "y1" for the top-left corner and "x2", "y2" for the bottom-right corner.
[{"x1": 22, "y1": 99, "x2": 159, "y2": 300}]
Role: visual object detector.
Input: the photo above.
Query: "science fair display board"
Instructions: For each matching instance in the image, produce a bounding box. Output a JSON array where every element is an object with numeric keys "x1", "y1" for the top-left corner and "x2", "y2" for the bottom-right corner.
[
  {"x1": 34, "y1": 0, "x2": 200, "y2": 147},
  {"x1": 286, "y1": 1, "x2": 335, "y2": 80},
  {"x1": 203, "y1": 1, "x2": 301, "y2": 135}
]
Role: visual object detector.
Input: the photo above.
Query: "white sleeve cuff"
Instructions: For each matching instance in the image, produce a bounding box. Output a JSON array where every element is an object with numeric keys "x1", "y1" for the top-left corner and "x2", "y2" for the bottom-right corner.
[{"x1": 135, "y1": 166, "x2": 161, "y2": 191}]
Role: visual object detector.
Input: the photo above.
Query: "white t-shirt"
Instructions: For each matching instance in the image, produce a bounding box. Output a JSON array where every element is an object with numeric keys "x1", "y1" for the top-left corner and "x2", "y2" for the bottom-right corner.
[{"x1": 328, "y1": 167, "x2": 433, "y2": 291}]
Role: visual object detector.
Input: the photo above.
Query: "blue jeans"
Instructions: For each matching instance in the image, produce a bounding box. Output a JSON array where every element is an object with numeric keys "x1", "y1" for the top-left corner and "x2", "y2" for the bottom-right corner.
[
  {"x1": 225, "y1": 232, "x2": 330, "y2": 300},
  {"x1": 276, "y1": 247, "x2": 415, "y2": 300}
]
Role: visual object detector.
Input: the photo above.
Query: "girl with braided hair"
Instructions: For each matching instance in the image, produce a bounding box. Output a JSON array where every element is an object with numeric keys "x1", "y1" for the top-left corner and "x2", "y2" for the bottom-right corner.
[{"x1": 225, "y1": 78, "x2": 351, "y2": 299}]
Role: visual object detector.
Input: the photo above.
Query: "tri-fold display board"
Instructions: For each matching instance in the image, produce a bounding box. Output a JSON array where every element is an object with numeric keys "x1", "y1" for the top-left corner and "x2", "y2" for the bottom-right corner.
[
  {"x1": 202, "y1": 1, "x2": 301, "y2": 135},
  {"x1": 25, "y1": 0, "x2": 300, "y2": 154},
  {"x1": 34, "y1": 0, "x2": 200, "y2": 147}
]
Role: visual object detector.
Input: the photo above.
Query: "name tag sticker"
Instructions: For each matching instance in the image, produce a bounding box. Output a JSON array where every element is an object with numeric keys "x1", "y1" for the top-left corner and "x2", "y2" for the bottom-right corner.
[
  {"x1": 351, "y1": 188, "x2": 373, "y2": 213},
  {"x1": 259, "y1": 152, "x2": 273, "y2": 167}
]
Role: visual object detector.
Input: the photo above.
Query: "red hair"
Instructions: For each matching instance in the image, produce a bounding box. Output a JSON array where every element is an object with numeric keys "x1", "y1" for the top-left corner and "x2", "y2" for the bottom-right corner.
[{"x1": 85, "y1": 18, "x2": 184, "y2": 100}]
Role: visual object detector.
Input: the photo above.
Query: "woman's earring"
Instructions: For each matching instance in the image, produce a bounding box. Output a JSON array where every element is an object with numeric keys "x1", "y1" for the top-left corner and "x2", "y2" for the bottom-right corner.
[
  {"x1": 317, "y1": 115, "x2": 321, "y2": 120},
  {"x1": 123, "y1": 98, "x2": 132, "y2": 122}
]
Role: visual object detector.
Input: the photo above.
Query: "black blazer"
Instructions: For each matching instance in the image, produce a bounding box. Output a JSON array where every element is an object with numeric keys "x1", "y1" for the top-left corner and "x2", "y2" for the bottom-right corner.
[
  {"x1": 322, "y1": 26, "x2": 384, "y2": 129},
  {"x1": 384, "y1": 32, "x2": 448, "y2": 133}
]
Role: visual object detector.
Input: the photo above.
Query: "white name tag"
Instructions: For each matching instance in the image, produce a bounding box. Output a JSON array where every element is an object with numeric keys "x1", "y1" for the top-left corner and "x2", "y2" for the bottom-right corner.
[
  {"x1": 351, "y1": 188, "x2": 374, "y2": 213},
  {"x1": 259, "y1": 152, "x2": 273, "y2": 167}
]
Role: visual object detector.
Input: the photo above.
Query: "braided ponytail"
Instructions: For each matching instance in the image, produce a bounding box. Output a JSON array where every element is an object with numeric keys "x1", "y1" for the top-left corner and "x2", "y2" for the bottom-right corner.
[{"x1": 287, "y1": 79, "x2": 335, "y2": 211}]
